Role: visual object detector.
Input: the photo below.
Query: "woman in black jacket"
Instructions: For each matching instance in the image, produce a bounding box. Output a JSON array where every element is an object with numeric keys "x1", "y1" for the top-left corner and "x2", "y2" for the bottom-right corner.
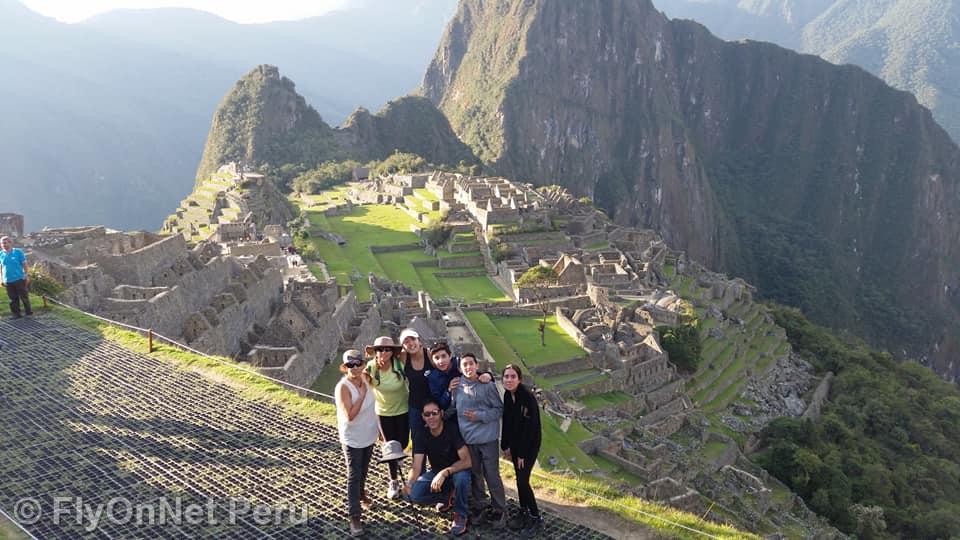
[{"x1": 500, "y1": 364, "x2": 543, "y2": 536}]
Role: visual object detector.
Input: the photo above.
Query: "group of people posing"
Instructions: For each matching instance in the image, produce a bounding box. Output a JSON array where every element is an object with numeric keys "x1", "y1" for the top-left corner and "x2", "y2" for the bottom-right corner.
[{"x1": 334, "y1": 329, "x2": 543, "y2": 537}]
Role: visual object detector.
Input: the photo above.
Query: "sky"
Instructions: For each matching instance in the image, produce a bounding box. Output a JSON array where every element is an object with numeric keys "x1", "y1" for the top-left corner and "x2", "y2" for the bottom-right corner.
[{"x1": 18, "y1": 0, "x2": 351, "y2": 23}]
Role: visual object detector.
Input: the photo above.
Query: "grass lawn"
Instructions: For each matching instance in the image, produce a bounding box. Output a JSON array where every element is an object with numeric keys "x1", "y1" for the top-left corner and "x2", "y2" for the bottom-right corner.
[
  {"x1": 302, "y1": 205, "x2": 422, "y2": 298},
  {"x1": 580, "y1": 391, "x2": 633, "y2": 411},
  {"x1": 295, "y1": 186, "x2": 352, "y2": 209},
  {"x1": 298, "y1": 203, "x2": 505, "y2": 303},
  {"x1": 464, "y1": 312, "x2": 587, "y2": 369},
  {"x1": 375, "y1": 250, "x2": 508, "y2": 303},
  {"x1": 0, "y1": 512, "x2": 29, "y2": 540},
  {"x1": 489, "y1": 314, "x2": 586, "y2": 366},
  {"x1": 414, "y1": 188, "x2": 439, "y2": 202},
  {"x1": 464, "y1": 310, "x2": 521, "y2": 367},
  {"x1": 539, "y1": 412, "x2": 598, "y2": 471}
]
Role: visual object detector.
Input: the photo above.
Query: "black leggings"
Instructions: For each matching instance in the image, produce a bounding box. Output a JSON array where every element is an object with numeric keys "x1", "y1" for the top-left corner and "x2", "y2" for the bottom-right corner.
[
  {"x1": 513, "y1": 455, "x2": 539, "y2": 517},
  {"x1": 378, "y1": 413, "x2": 409, "y2": 479}
]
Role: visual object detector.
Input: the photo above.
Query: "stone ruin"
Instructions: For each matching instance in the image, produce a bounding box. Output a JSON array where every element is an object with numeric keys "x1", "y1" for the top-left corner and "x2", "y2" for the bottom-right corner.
[
  {"x1": 25, "y1": 225, "x2": 360, "y2": 392},
  {"x1": 0, "y1": 213, "x2": 24, "y2": 238}
]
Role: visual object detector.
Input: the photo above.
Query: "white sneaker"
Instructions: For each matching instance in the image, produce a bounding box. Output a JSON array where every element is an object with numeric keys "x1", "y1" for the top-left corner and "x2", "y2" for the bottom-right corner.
[{"x1": 387, "y1": 479, "x2": 401, "y2": 500}]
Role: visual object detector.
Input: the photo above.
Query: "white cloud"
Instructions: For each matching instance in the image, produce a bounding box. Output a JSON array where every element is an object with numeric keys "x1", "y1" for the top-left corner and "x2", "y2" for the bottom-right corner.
[{"x1": 19, "y1": 0, "x2": 351, "y2": 24}]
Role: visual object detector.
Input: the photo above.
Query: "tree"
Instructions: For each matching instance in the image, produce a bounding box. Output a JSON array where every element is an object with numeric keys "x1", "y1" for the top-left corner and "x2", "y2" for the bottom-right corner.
[
  {"x1": 422, "y1": 224, "x2": 452, "y2": 250},
  {"x1": 371, "y1": 152, "x2": 426, "y2": 177},
  {"x1": 515, "y1": 266, "x2": 558, "y2": 346}
]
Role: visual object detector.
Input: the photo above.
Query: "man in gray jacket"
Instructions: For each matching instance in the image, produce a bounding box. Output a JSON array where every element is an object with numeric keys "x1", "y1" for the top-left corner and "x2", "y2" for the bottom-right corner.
[{"x1": 454, "y1": 353, "x2": 507, "y2": 528}]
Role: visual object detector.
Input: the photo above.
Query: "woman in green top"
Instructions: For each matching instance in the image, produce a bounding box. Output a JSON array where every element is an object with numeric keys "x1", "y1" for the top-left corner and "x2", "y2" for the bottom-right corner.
[{"x1": 364, "y1": 336, "x2": 410, "y2": 500}]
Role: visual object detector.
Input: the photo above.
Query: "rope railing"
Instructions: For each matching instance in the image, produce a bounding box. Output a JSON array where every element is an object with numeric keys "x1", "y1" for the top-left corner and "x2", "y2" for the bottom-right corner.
[
  {"x1": 40, "y1": 296, "x2": 726, "y2": 539},
  {"x1": 44, "y1": 297, "x2": 336, "y2": 401},
  {"x1": 524, "y1": 466, "x2": 723, "y2": 539}
]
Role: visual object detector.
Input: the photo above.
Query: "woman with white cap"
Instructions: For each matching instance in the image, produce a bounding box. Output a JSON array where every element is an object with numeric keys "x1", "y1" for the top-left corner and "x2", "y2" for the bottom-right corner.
[
  {"x1": 398, "y1": 328, "x2": 433, "y2": 445},
  {"x1": 364, "y1": 335, "x2": 409, "y2": 500},
  {"x1": 335, "y1": 349, "x2": 378, "y2": 537}
]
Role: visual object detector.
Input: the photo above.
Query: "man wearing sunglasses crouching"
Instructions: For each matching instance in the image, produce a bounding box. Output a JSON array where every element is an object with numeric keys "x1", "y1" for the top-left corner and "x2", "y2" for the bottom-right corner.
[{"x1": 403, "y1": 400, "x2": 473, "y2": 536}]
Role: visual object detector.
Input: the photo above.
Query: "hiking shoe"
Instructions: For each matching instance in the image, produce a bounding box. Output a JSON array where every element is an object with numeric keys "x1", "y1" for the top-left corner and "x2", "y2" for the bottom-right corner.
[
  {"x1": 485, "y1": 508, "x2": 507, "y2": 529},
  {"x1": 450, "y1": 512, "x2": 468, "y2": 536},
  {"x1": 360, "y1": 493, "x2": 374, "y2": 510},
  {"x1": 507, "y1": 510, "x2": 529, "y2": 530},
  {"x1": 387, "y1": 479, "x2": 401, "y2": 500},
  {"x1": 9, "y1": 313, "x2": 22, "y2": 320},
  {"x1": 349, "y1": 515, "x2": 364, "y2": 537},
  {"x1": 468, "y1": 506, "x2": 487, "y2": 526},
  {"x1": 435, "y1": 489, "x2": 455, "y2": 513},
  {"x1": 522, "y1": 514, "x2": 544, "y2": 538}
]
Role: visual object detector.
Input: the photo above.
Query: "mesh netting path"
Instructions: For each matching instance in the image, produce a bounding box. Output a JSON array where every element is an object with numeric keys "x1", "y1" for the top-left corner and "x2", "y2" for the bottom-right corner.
[{"x1": 0, "y1": 314, "x2": 610, "y2": 539}]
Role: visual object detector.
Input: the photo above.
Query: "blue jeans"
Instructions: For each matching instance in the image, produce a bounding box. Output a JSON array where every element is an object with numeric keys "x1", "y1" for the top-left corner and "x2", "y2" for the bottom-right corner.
[{"x1": 408, "y1": 469, "x2": 471, "y2": 516}]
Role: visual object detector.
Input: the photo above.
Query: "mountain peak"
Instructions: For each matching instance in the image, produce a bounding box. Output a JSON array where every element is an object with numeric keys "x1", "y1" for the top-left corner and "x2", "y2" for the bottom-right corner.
[
  {"x1": 195, "y1": 65, "x2": 335, "y2": 180},
  {"x1": 425, "y1": 0, "x2": 960, "y2": 378}
]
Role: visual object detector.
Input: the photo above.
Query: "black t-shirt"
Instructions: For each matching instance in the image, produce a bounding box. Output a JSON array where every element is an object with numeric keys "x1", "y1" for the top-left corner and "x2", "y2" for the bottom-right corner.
[
  {"x1": 413, "y1": 419, "x2": 465, "y2": 472},
  {"x1": 404, "y1": 347, "x2": 431, "y2": 409}
]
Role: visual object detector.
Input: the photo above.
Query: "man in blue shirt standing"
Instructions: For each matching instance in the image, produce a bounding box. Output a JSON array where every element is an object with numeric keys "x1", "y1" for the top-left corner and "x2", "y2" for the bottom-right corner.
[{"x1": 0, "y1": 236, "x2": 31, "y2": 319}]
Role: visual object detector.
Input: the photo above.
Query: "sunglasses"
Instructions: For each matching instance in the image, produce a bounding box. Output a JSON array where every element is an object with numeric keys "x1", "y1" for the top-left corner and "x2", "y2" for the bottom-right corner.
[
  {"x1": 374, "y1": 347, "x2": 394, "y2": 353},
  {"x1": 344, "y1": 361, "x2": 363, "y2": 368},
  {"x1": 421, "y1": 410, "x2": 441, "y2": 418}
]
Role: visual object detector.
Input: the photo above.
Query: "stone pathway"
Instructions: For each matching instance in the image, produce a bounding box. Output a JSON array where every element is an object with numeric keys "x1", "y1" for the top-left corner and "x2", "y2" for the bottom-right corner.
[{"x1": 0, "y1": 313, "x2": 611, "y2": 539}]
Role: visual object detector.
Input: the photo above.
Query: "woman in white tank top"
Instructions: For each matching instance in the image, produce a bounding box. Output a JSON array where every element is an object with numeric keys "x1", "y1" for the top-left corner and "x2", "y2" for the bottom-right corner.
[{"x1": 335, "y1": 349, "x2": 378, "y2": 537}]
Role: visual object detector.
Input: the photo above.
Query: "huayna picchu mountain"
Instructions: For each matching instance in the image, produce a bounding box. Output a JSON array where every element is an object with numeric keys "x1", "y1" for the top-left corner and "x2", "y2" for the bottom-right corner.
[
  {"x1": 196, "y1": 65, "x2": 477, "y2": 182},
  {"x1": 422, "y1": 0, "x2": 960, "y2": 379}
]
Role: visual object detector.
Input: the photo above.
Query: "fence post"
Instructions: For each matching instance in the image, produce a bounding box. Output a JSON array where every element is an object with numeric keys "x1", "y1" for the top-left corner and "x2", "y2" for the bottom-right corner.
[
  {"x1": 147, "y1": 329, "x2": 154, "y2": 353},
  {"x1": 42, "y1": 296, "x2": 48, "y2": 308}
]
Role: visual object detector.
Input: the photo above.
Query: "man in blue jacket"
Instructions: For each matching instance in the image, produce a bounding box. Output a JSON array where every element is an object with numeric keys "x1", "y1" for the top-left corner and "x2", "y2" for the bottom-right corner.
[
  {"x1": 427, "y1": 343, "x2": 491, "y2": 419},
  {"x1": 0, "y1": 236, "x2": 31, "y2": 319}
]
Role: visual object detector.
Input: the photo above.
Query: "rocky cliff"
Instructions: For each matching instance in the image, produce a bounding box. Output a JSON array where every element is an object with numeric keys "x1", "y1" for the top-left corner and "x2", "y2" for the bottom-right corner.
[
  {"x1": 335, "y1": 95, "x2": 477, "y2": 165},
  {"x1": 657, "y1": 0, "x2": 960, "y2": 145},
  {"x1": 195, "y1": 65, "x2": 338, "y2": 181},
  {"x1": 422, "y1": 0, "x2": 960, "y2": 378},
  {"x1": 197, "y1": 65, "x2": 477, "y2": 181}
]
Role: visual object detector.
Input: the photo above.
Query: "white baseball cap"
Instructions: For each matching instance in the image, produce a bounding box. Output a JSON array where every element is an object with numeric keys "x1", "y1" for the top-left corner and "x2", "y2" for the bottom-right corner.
[{"x1": 399, "y1": 329, "x2": 420, "y2": 342}]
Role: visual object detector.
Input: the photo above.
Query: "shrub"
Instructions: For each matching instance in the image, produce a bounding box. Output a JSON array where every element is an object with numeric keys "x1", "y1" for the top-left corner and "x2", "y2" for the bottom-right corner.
[
  {"x1": 422, "y1": 224, "x2": 453, "y2": 250},
  {"x1": 657, "y1": 322, "x2": 701, "y2": 372},
  {"x1": 27, "y1": 269, "x2": 64, "y2": 298}
]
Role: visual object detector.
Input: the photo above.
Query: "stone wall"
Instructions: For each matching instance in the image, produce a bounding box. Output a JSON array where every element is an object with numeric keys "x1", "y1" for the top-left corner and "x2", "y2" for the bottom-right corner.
[
  {"x1": 96, "y1": 234, "x2": 190, "y2": 286},
  {"x1": 369, "y1": 244, "x2": 422, "y2": 253},
  {"x1": 597, "y1": 450, "x2": 653, "y2": 481},
  {"x1": 449, "y1": 242, "x2": 479, "y2": 253},
  {"x1": 530, "y1": 356, "x2": 594, "y2": 378},
  {"x1": 464, "y1": 306, "x2": 540, "y2": 317},
  {"x1": 112, "y1": 285, "x2": 170, "y2": 301},
  {"x1": 0, "y1": 213, "x2": 24, "y2": 237},
  {"x1": 125, "y1": 256, "x2": 238, "y2": 335},
  {"x1": 515, "y1": 284, "x2": 578, "y2": 303},
  {"x1": 187, "y1": 263, "x2": 284, "y2": 356},
  {"x1": 555, "y1": 306, "x2": 591, "y2": 348},
  {"x1": 438, "y1": 254, "x2": 484, "y2": 268},
  {"x1": 434, "y1": 270, "x2": 487, "y2": 278},
  {"x1": 228, "y1": 242, "x2": 283, "y2": 257},
  {"x1": 572, "y1": 230, "x2": 607, "y2": 248}
]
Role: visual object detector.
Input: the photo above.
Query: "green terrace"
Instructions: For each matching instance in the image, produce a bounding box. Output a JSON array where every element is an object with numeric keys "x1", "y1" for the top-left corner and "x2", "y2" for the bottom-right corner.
[
  {"x1": 462, "y1": 312, "x2": 586, "y2": 368},
  {"x1": 297, "y1": 201, "x2": 507, "y2": 303},
  {"x1": 296, "y1": 185, "x2": 352, "y2": 210},
  {"x1": 675, "y1": 287, "x2": 790, "y2": 417}
]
